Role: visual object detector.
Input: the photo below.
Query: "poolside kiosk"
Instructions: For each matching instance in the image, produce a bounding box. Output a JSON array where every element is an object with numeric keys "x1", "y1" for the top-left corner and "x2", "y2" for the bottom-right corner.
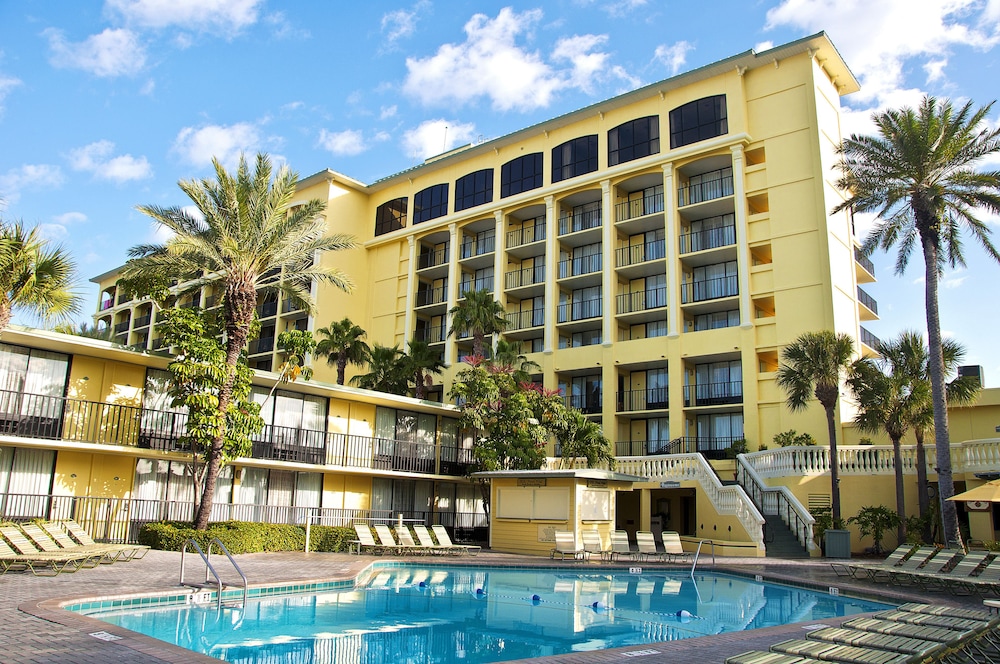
[{"x1": 472, "y1": 469, "x2": 647, "y2": 556}]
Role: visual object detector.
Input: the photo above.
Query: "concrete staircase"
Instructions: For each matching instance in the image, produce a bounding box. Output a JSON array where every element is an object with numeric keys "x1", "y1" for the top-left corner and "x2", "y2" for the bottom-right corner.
[{"x1": 763, "y1": 515, "x2": 810, "y2": 558}]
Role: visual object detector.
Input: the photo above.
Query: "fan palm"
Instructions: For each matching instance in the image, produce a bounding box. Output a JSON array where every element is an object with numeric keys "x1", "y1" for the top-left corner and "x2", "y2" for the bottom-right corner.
[
  {"x1": 776, "y1": 331, "x2": 855, "y2": 525},
  {"x1": 404, "y1": 338, "x2": 445, "y2": 400},
  {"x1": 0, "y1": 220, "x2": 79, "y2": 333},
  {"x1": 315, "y1": 317, "x2": 370, "y2": 385},
  {"x1": 448, "y1": 288, "x2": 507, "y2": 358},
  {"x1": 556, "y1": 409, "x2": 615, "y2": 469},
  {"x1": 351, "y1": 343, "x2": 409, "y2": 395},
  {"x1": 834, "y1": 96, "x2": 1000, "y2": 547},
  {"x1": 491, "y1": 338, "x2": 540, "y2": 384},
  {"x1": 848, "y1": 333, "x2": 931, "y2": 545},
  {"x1": 122, "y1": 153, "x2": 357, "y2": 529}
]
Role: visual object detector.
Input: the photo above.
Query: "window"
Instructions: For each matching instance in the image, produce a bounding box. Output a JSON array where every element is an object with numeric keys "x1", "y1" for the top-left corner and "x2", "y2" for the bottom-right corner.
[
  {"x1": 455, "y1": 169, "x2": 494, "y2": 212},
  {"x1": 133, "y1": 459, "x2": 233, "y2": 521},
  {"x1": 501, "y1": 153, "x2": 543, "y2": 197},
  {"x1": 669, "y1": 95, "x2": 728, "y2": 149},
  {"x1": 687, "y1": 261, "x2": 738, "y2": 302},
  {"x1": 552, "y1": 135, "x2": 598, "y2": 183},
  {"x1": 696, "y1": 412, "x2": 744, "y2": 452},
  {"x1": 693, "y1": 309, "x2": 740, "y2": 331},
  {"x1": 609, "y1": 116, "x2": 660, "y2": 166},
  {"x1": 413, "y1": 184, "x2": 449, "y2": 224},
  {"x1": 375, "y1": 197, "x2": 407, "y2": 236},
  {"x1": 693, "y1": 360, "x2": 743, "y2": 405},
  {"x1": 0, "y1": 446, "x2": 55, "y2": 517},
  {"x1": 0, "y1": 344, "x2": 69, "y2": 428},
  {"x1": 563, "y1": 375, "x2": 602, "y2": 413}
]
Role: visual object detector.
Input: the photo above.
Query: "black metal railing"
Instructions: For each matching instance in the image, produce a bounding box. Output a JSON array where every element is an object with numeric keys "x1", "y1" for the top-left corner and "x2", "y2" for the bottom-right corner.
[
  {"x1": 680, "y1": 275, "x2": 738, "y2": 303},
  {"x1": 281, "y1": 299, "x2": 303, "y2": 314},
  {"x1": 459, "y1": 235, "x2": 495, "y2": 259},
  {"x1": 505, "y1": 309, "x2": 545, "y2": 331},
  {"x1": 860, "y1": 326, "x2": 881, "y2": 349},
  {"x1": 679, "y1": 224, "x2": 736, "y2": 254},
  {"x1": 256, "y1": 300, "x2": 278, "y2": 317},
  {"x1": 683, "y1": 381, "x2": 743, "y2": 406},
  {"x1": 417, "y1": 246, "x2": 449, "y2": 270},
  {"x1": 413, "y1": 325, "x2": 446, "y2": 343},
  {"x1": 132, "y1": 314, "x2": 152, "y2": 329},
  {"x1": 615, "y1": 437, "x2": 683, "y2": 456},
  {"x1": 563, "y1": 393, "x2": 602, "y2": 414},
  {"x1": 614, "y1": 192, "x2": 664, "y2": 222},
  {"x1": 248, "y1": 336, "x2": 274, "y2": 355},
  {"x1": 617, "y1": 287, "x2": 667, "y2": 314},
  {"x1": 557, "y1": 299, "x2": 602, "y2": 322},
  {"x1": 505, "y1": 265, "x2": 545, "y2": 289},
  {"x1": 616, "y1": 240, "x2": 665, "y2": 267},
  {"x1": 857, "y1": 286, "x2": 878, "y2": 314},
  {"x1": 116, "y1": 293, "x2": 131, "y2": 306},
  {"x1": 558, "y1": 207, "x2": 602, "y2": 235},
  {"x1": 506, "y1": 223, "x2": 546, "y2": 248},
  {"x1": 416, "y1": 286, "x2": 448, "y2": 307},
  {"x1": 855, "y1": 247, "x2": 875, "y2": 276},
  {"x1": 558, "y1": 254, "x2": 601, "y2": 278},
  {"x1": 617, "y1": 387, "x2": 669, "y2": 412},
  {"x1": 114, "y1": 320, "x2": 130, "y2": 334},
  {"x1": 459, "y1": 277, "x2": 494, "y2": 295},
  {"x1": 677, "y1": 174, "x2": 733, "y2": 207},
  {"x1": 679, "y1": 436, "x2": 742, "y2": 460}
]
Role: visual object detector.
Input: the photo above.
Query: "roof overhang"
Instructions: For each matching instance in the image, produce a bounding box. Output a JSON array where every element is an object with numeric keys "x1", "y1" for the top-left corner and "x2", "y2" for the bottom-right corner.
[{"x1": 472, "y1": 468, "x2": 647, "y2": 483}]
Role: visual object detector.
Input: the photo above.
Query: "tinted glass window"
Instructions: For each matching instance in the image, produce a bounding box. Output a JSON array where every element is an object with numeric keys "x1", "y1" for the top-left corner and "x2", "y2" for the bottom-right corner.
[
  {"x1": 609, "y1": 116, "x2": 660, "y2": 166},
  {"x1": 413, "y1": 184, "x2": 449, "y2": 224},
  {"x1": 552, "y1": 135, "x2": 598, "y2": 183},
  {"x1": 455, "y1": 169, "x2": 494, "y2": 212},
  {"x1": 374, "y1": 197, "x2": 407, "y2": 236},
  {"x1": 500, "y1": 153, "x2": 543, "y2": 198},
  {"x1": 669, "y1": 95, "x2": 728, "y2": 149}
]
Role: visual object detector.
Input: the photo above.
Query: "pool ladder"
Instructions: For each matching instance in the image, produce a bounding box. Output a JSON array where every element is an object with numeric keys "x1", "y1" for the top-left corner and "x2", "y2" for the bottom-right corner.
[
  {"x1": 690, "y1": 539, "x2": 716, "y2": 577},
  {"x1": 180, "y1": 538, "x2": 248, "y2": 610}
]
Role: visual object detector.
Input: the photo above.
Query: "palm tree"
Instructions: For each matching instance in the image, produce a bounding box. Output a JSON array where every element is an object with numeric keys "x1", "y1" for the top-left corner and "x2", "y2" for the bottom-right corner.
[
  {"x1": 351, "y1": 343, "x2": 409, "y2": 395},
  {"x1": 404, "y1": 338, "x2": 445, "y2": 400},
  {"x1": 448, "y1": 288, "x2": 507, "y2": 358},
  {"x1": 556, "y1": 409, "x2": 615, "y2": 469},
  {"x1": 0, "y1": 220, "x2": 79, "y2": 333},
  {"x1": 315, "y1": 317, "x2": 370, "y2": 385},
  {"x1": 834, "y1": 96, "x2": 1000, "y2": 547},
  {"x1": 122, "y1": 153, "x2": 357, "y2": 529},
  {"x1": 776, "y1": 331, "x2": 855, "y2": 525},
  {"x1": 491, "y1": 338, "x2": 540, "y2": 384},
  {"x1": 54, "y1": 321, "x2": 114, "y2": 341},
  {"x1": 848, "y1": 333, "x2": 930, "y2": 545}
]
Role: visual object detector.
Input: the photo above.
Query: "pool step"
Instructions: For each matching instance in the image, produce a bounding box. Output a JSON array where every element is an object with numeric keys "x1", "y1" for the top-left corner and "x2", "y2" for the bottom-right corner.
[{"x1": 764, "y1": 515, "x2": 810, "y2": 559}]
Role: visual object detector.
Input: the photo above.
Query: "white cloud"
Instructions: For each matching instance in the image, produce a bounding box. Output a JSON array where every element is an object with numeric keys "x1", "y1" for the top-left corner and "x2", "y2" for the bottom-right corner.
[
  {"x1": 381, "y1": 1, "x2": 430, "y2": 50},
  {"x1": 924, "y1": 58, "x2": 948, "y2": 83},
  {"x1": 0, "y1": 75, "x2": 22, "y2": 114},
  {"x1": 653, "y1": 40, "x2": 693, "y2": 76},
  {"x1": 52, "y1": 212, "x2": 88, "y2": 225},
  {"x1": 403, "y1": 8, "x2": 617, "y2": 112},
  {"x1": 105, "y1": 0, "x2": 262, "y2": 33},
  {"x1": 0, "y1": 164, "x2": 65, "y2": 205},
  {"x1": 68, "y1": 140, "x2": 153, "y2": 182},
  {"x1": 380, "y1": 105, "x2": 398, "y2": 120},
  {"x1": 602, "y1": 0, "x2": 648, "y2": 17},
  {"x1": 755, "y1": 40, "x2": 774, "y2": 52},
  {"x1": 36, "y1": 224, "x2": 69, "y2": 242},
  {"x1": 317, "y1": 129, "x2": 368, "y2": 156},
  {"x1": 402, "y1": 119, "x2": 476, "y2": 160},
  {"x1": 45, "y1": 28, "x2": 146, "y2": 77},
  {"x1": 766, "y1": 0, "x2": 1000, "y2": 104},
  {"x1": 140, "y1": 78, "x2": 155, "y2": 95},
  {"x1": 172, "y1": 122, "x2": 263, "y2": 169}
]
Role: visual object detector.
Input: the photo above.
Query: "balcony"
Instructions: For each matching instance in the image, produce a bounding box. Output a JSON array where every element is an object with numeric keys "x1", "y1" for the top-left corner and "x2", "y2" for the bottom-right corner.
[
  {"x1": 459, "y1": 235, "x2": 495, "y2": 260},
  {"x1": 281, "y1": 299, "x2": 303, "y2": 314},
  {"x1": 133, "y1": 314, "x2": 151, "y2": 329},
  {"x1": 248, "y1": 336, "x2": 274, "y2": 355},
  {"x1": 413, "y1": 325, "x2": 446, "y2": 344},
  {"x1": 615, "y1": 192, "x2": 664, "y2": 223},
  {"x1": 563, "y1": 393, "x2": 602, "y2": 414},
  {"x1": 114, "y1": 320, "x2": 131, "y2": 334},
  {"x1": 860, "y1": 326, "x2": 881, "y2": 351},
  {"x1": 557, "y1": 298, "x2": 602, "y2": 323},
  {"x1": 617, "y1": 287, "x2": 667, "y2": 316},
  {"x1": 417, "y1": 246, "x2": 449, "y2": 270},
  {"x1": 677, "y1": 172, "x2": 734, "y2": 207},
  {"x1": 617, "y1": 387, "x2": 668, "y2": 412},
  {"x1": 459, "y1": 276, "x2": 494, "y2": 296},
  {"x1": 506, "y1": 224, "x2": 546, "y2": 250},
  {"x1": 679, "y1": 224, "x2": 736, "y2": 254},
  {"x1": 558, "y1": 254, "x2": 602, "y2": 280},
  {"x1": 616, "y1": 241, "x2": 665, "y2": 269},
  {"x1": 100, "y1": 299, "x2": 114, "y2": 311},
  {"x1": 680, "y1": 436, "x2": 741, "y2": 460},
  {"x1": 256, "y1": 300, "x2": 278, "y2": 318},
  {"x1": 855, "y1": 247, "x2": 876, "y2": 279},
  {"x1": 558, "y1": 206, "x2": 602, "y2": 236},
  {"x1": 616, "y1": 438, "x2": 682, "y2": 457},
  {"x1": 415, "y1": 286, "x2": 448, "y2": 308},
  {"x1": 505, "y1": 308, "x2": 545, "y2": 331},
  {"x1": 505, "y1": 265, "x2": 545, "y2": 294},
  {"x1": 683, "y1": 381, "x2": 743, "y2": 407},
  {"x1": 116, "y1": 293, "x2": 131, "y2": 306},
  {"x1": 857, "y1": 286, "x2": 879, "y2": 317},
  {"x1": 680, "y1": 275, "x2": 738, "y2": 304}
]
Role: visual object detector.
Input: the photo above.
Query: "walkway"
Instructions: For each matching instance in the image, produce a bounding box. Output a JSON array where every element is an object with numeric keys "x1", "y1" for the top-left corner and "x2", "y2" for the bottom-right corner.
[{"x1": 5, "y1": 550, "x2": 993, "y2": 663}]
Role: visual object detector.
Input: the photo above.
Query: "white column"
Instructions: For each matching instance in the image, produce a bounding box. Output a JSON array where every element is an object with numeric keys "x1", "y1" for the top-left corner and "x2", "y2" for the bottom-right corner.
[
  {"x1": 731, "y1": 145, "x2": 753, "y2": 328},
  {"x1": 493, "y1": 209, "x2": 505, "y2": 355},
  {"x1": 544, "y1": 195, "x2": 558, "y2": 354},
  {"x1": 601, "y1": 179, "x2": 615, "y2": 347},
  {"x1": 405, "y1": 235, "x2": 416, "y2": 349},
  {"x1": 662, "y1": 162, "x2": 680, "y2": 338},
  {"x1": 446, "y1": 222, "x2": 460, "y2": 365}
]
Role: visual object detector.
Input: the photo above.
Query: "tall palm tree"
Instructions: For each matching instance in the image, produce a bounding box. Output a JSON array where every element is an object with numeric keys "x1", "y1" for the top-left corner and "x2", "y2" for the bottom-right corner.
[
  {"x1": 491, "y1": 338, "x2": 540, "y2": 384},
  {"x1": 848, "y1": 333, "x2": 931, "y2": 545},
  {"x1": 834, "y1": 96, "x2": 1000, "y2": 547},
  {"x1": 315, "y1": 317, "x2": 370, "y2": 385},
  {"x1": 122, "y1": 153, "x2": 357, "y2": 529},
  {"x1": 0, "y1": 220, "x2": 79, "y2": 333},
  {"x1": 448, "y1": 288, "x2": 507, "y2": 358},
  {"x1": 404, "y1": 338, "x2": 445, "y2": 400},
  {"x1": 776, "y1": 331, "x2": 855, "y2": 525},
  {"x1": 351, "y1": 343, "x2": 409, "y2": 395}
]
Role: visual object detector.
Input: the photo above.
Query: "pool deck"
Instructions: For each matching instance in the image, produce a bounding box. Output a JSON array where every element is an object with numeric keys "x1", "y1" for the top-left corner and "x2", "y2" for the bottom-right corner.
[{"x1": 6, "y1": 548, "x2": 995, "y2": 664}]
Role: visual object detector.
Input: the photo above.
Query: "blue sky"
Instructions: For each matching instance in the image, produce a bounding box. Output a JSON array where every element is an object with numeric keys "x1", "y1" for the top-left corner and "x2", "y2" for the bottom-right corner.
[{"x1": 2, "y1": 1, "x2": 1000, "y2": 385}]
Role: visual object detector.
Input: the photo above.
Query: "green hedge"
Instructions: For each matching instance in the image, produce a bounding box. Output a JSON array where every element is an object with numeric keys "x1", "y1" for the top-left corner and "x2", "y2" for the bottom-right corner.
[{"x1": 137, "y1": 521, "x2": 357, "y2": 554}]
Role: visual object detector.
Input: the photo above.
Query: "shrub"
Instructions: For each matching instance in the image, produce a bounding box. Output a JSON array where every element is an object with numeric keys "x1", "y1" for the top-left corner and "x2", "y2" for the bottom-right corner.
[
  {"x1": 138, "y1": 521, "x2": 360, "y2": 553},
  {"x1": 725, "y1": 438, "x2": 749, "y2": 459},
  {"x1": 858, "y1": 437, "x2": 874, "y2": 446},
  {"x1": 773, "y1": 429, "x2": 816, "y2": 447},
  {"x1": 847, "y1": 505, "x2": 901, "y2": 554},
  {"x1": 308, "y1": 526, "x2": 358, "y2": 552}
]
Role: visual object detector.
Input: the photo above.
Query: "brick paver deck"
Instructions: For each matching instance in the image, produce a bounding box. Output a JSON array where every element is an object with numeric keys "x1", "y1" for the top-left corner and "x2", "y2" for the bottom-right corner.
[{"x1": 5, "y1": 549, "x2": 992, "y2": 663}]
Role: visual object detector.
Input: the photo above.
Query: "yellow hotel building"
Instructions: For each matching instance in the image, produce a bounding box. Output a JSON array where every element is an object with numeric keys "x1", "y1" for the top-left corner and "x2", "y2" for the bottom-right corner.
[{"x1": 1, "y1": 31, "x2": 985, "y2": 556}]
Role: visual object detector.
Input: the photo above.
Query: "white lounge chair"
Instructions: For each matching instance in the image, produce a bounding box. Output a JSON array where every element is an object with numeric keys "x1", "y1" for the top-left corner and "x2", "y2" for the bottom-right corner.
[
  {"x1": 607, "y1": 530, "x2": 634, "y2": 561},
  {"x1": 394, "y1": 526, "x2": 431, "y2": 555},
  {"x1": 412, "y1": 524, "x2": 456, "y2": 555},
  {"x1": 660, "y1": 531, "x2": 692, "y2": 563},
  {"x1": 581, "y1": 530, "x2": 606, "y2": 560},
  {"x1": 352, "y1": 523, "x2": 385, "y2": 555},
  {"x1": 636, "y1": 531, "x2": 666, "y2": 562},
  {"x1": 432, "y1": 525, "x2": 481, "y2": 556},
  {"x1": 550, "y1": 531, "x2": 587, "y2": 560}
]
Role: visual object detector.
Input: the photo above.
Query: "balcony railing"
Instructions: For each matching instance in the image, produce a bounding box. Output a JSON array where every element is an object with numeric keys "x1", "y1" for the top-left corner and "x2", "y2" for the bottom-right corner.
[
  {"x1": 505, "y1": 308, "x2": 545, "y2": 331},
  {"x1": 417, "y1": 246, "x2": 449, "y2": 270},
  {"x1": 505, "y1": 265, "x2": 545, "y2": 289},
  {"x1": 100, "y1": 299, "x2": 114, "y2": 311},
  {"x1": 0, "y1": 388, "x2": 469, "y2": 478},
  {"x1": 860, "y1": 326, "x2": 881, "y2": 349},
  {"x1": 677, "y1": 174, "x2": 734, "y2": 207},
  {"x1": 683, "y1": 381, "x2": 743, "y2": 406},
  {"x1": 615, "y1": 192, "x2": 664, "y2": 222},
  {"x1": 506, "y1": 224, "x2": 546, "y2": 248},
  {"x1": 855, "y1": 248, "x2": 875, "y2": 276},
  {"x1": 114, "y1": 321, "x2": 130, "y2": 334},
  {"x1": 615, "y1": 437, "x2": 682, "y2": 457},
  {"x1": 617, "y1": 387, "x2": 668, "y2": 412},
  {"x1": 616, "y1": 240, "x2": 665, "y2": 267},
  {"x1": 281, "y1": 299, "x2": 303, "y2": 314},
  {"x1": 116, "y1": 293, "x2": 131, "y2": 306},
  {"x1": 558, "y1": 254, "x2": 601, "y2": 278},
  {"x1": 558, "y1": 207, "x2": 602, "y2": 235},
  {"x1": 459, "y1": 235, "x2": 495, "y2": 259},
  {"x1": 679, "y1": 224, "x2": 736, "y2": 254},
  {"x1": 680, "y1": 435, "x2": 741, "y2": 460},
  {"x1": 459, "y1": 277, "x2": 494, "y2": 296},
  {"x1": 617, "y1": 287, "x2": 667, "y2": 314},
  {"x1": 680, "y1": 275, "x2": 738, "y2": 303},
  {"x1": 413, "y1": 325, "x2": 446, "y2": 343},
  {"x1": 557, "y1": 298, "x2": 602, "y2": 322},
  {"x1": 256, "y1": 300, "x2": 278, "y2": 317},
  {"x1": 563, "y1": 393, "x2": 602, "y2": 414},
  {"x1": 416, "y1": 286, "x2": 448, "y2": 307},
  {"x1": 248, "y1": 336, "x2": 274, "y2": 355},
  {"x1": 857, "y1": 286, "x2": 878, "y2": 314},
  {"x1": 133, "y1": 314, "x2": 151, "y2": 329}
]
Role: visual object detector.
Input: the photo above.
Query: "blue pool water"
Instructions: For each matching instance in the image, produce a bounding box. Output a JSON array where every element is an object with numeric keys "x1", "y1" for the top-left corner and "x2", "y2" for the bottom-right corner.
[{"x1": 80, "y1": 565, "x2": 892, "y2": 663}]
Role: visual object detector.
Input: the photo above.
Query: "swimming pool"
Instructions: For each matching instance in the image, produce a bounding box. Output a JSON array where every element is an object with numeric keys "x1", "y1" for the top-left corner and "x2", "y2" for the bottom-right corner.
[{"x1": 76, "y1": 564, "x2": 892, "y2": 663}]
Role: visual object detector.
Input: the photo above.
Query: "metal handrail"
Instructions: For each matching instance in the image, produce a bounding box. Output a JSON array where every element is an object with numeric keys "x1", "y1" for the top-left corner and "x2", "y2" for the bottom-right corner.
[
  {"x1": 690, "y1": 539, "x2": 715, "y2": 577},
  {"x1": 180, "y1": 537, "x2": 248, "y2": 610}
]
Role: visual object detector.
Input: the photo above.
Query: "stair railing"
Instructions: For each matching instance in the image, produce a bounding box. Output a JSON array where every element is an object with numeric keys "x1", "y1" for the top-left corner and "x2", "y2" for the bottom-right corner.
[
  {"x1": 180, "y1": 537, "x2": 249, "y2": 610},
  {"x1": 736, "y1": 453, "x2": 815, "y2": 553}
]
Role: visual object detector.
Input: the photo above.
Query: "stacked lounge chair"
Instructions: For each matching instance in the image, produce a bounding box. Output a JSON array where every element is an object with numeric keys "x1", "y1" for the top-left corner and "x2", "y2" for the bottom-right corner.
[
  {"x1": 58, "y1": 520, "x2": 149, "y2": 561},
  {"x1": 661, "y1": 531, "x2": 692, "y2": 564},
  {"x1": 0, "y1": 525, "x2": 99, "y2": 576},
  {"x1": 635, "y1": 531, "x2": 665, "y2": 562},
  {"x1": 432, "y1": 525, "x2": 480, "y2": 556},
  {"x1": 830, "y1": 544, "x2": 915, "y2": 579},
  {"x1": 411, "y1": 524, "x2": 456, "y2": 555}
]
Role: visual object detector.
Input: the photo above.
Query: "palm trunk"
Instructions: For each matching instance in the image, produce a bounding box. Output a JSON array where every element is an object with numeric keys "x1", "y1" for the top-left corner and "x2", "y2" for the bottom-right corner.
[
  {"x1": 914, "y1": 427, "x2": 932, "y2": 543},
  {"x1": 0, "y1": 299, "x2": 12, "y2": 335},
  {"x1": 337, "y1": 354, "x2": 347, "y2": 385},
  {"x1": 890, "y1": 434, "x2": 906, "y2": 545},
  {"x1": 472, "y1": 331, "x2": 484, "y2": 359},
  {"x1": 922, "y1": 236, "x2": 962, "y2": 548},
  {"x1": 825, "y1": 405, "x2": 842, "y2": 525}
]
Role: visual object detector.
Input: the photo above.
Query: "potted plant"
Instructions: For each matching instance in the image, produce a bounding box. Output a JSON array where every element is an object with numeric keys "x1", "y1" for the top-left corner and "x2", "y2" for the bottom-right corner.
[{"x1": 847, "y1": 505, "x2": 901, "y2": 555}]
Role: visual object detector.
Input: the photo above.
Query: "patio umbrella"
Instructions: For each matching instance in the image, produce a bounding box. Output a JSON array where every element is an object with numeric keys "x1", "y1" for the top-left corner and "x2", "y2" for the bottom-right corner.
[{"x1": 947, "y1": 479, "x2": 1000, "y2": 503}]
